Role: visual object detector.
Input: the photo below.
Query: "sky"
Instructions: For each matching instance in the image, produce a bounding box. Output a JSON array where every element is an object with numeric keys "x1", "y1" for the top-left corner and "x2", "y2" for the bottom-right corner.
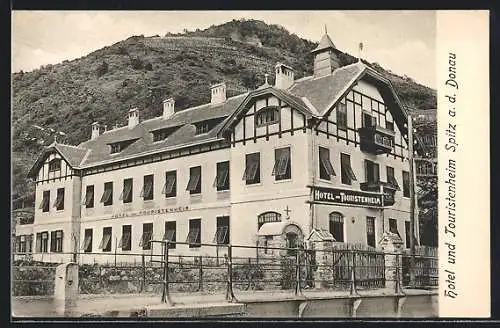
[{"x1": 12, "y1": 10, "x2": 436, "y2": 88}]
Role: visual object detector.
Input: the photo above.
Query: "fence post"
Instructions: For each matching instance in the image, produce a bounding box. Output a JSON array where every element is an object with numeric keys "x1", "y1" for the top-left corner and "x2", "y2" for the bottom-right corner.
[
  {"x1": 394, "y1": 253, "x2": 404, "y2": 295},
  {"x1": 140, "y1": 253, "x2": 146, "y2": 293},
  {"x1": 161, "y1": 241, "x2": 173, "y2": 305},
  {"x1": 225, "y1": 244, "x2": 235, "y2": 302},
  {"x1": 198, "y1": 255, "x2": 203, "y2": 292},
  {"x1": 349, "y1": 250, "x2": 359, "y2": 296},
  {"x1": 295, "y1": 246, "x2": 302, "y2": 296}
]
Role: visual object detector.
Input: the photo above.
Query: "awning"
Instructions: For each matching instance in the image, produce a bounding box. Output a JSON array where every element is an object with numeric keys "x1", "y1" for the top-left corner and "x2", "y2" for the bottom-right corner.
[{"x1": 257, "y1": 221, "x2": 304, "y2": 236}]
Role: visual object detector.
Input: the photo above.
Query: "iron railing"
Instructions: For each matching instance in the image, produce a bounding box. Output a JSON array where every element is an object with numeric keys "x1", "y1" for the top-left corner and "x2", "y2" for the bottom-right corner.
[{"x1": 12, "y1": 241, "x2": 437, "y2": 299}]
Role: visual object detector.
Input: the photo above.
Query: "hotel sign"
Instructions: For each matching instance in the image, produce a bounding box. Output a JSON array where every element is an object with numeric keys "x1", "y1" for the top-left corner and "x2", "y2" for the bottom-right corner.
[
  {"x1": 112, "y1": 206, "x2": 190, "y2": 219},
  {"x1": 311, "y1": 186, "x2": 393, "y2": 208}
]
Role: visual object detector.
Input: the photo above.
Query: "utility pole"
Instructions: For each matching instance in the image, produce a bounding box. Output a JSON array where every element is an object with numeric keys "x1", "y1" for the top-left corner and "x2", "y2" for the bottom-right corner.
[{"x1": 407, "y1": 114, "x2": 416, "y2": 287}]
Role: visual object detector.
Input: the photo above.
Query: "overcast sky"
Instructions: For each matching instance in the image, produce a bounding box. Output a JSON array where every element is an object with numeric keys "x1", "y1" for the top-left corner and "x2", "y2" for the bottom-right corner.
[{"x1": 12, "y1": 10, "x2": 436, "y2": 88}]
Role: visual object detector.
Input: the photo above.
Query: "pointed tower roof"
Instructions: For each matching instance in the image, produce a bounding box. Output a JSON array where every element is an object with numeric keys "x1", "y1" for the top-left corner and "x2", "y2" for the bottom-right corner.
[{"x1": 311, "y1": 31, "x2": 336, "y2": 54}]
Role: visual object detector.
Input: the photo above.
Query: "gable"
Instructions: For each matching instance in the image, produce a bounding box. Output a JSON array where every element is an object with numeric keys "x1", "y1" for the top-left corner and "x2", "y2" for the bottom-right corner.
[
  {"x1": 29, "y1": 149, "x2": 74, "y2": 182},
  {"x1": 218, "y1": 86, "x2": 315, "y2": 137}
]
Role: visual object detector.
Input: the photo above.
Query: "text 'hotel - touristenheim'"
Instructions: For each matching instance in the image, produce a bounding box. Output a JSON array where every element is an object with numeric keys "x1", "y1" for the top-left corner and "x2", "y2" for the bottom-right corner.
[{"x1": 16, "y1": 32, "x2": 420, "y2": 263}]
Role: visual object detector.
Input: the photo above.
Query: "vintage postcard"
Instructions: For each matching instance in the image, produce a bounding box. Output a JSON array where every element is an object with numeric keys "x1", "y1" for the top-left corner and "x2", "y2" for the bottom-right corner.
[{"x1": 10, "y1": 10, "x2": 490, "y2": 320}]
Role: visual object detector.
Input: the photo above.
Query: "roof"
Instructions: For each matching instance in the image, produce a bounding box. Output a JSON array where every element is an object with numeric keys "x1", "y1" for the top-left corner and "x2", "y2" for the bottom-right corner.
[
  {"x1": 76, "y1": 94, "x2": 248, "y2": 168},
  {"x1": 27, "y1": 53, "x2": 416, "y2": 176},
  {"x1": 288, "y1": 62, "x2": 365, "y2": 115},
  {"x1": 27, "y1": 143, "x2": 89, "y2": 178},
  {"x1": 311, "y1": 33, "x2": 336, "y2": 53},
  {"x1": 306, "y1": 229, "x2": 334, "y2": 241}
]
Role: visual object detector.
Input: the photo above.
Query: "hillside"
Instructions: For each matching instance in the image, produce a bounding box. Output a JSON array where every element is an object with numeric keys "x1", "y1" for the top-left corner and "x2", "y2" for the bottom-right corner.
[{"x1": 11, "y1": 19, "x2": 436, "y2": 200}]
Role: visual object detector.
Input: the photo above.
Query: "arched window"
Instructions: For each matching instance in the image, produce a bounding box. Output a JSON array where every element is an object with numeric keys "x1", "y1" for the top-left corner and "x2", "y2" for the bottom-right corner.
[
  {"x1": 48, "y1": 158, "x2": 61, "y2": 172},
  {"x1": 257, "y1": 211, "x2": 282, "y2": 230},
  {"x1": 329, "y1": 212, "x2": 344, "y2": 242},
  {"x1": 255, "y1": 106, "x2": 280, "y2": 127}
]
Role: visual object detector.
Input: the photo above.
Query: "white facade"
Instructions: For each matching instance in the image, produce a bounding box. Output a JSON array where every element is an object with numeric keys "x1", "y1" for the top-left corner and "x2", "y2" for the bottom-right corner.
[{"x1": 18, "y1": 33, "x2": 419, "y2": 263}]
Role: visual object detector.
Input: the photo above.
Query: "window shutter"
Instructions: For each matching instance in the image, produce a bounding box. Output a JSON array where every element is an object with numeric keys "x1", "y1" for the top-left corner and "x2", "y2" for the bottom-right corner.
[{"x1": 186, "y1": 169, "x2": 201, "y2": 191}]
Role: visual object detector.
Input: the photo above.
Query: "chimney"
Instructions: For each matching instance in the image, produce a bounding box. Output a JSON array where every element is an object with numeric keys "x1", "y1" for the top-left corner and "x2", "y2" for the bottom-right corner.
[
  {"x1": 128, "y1": 107, "x2": 139, "y2": 129},
  {"x1": 311, "y1": 32, "x2": 341, "y2": 77},
  {"x1": 210, "y1": 82, "x2": 226, "y2": 105},
  {"x1": 91, "y1": 122, "x2": 100, "y2": 140},
  {"x1": 274, "y1": 63, "x2": 295, "y2": 90},
  {"x1": 162, "y1": 98, "x2": 175, "y2": 119}
]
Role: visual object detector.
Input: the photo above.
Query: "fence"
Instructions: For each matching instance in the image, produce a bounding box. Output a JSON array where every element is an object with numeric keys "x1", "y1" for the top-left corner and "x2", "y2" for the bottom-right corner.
[{"x1": 12, "y1": 241, "x2": 437, "y2": 299}]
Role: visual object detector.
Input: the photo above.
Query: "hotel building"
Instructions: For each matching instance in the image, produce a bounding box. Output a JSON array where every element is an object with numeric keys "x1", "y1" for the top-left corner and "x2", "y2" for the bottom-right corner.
[{"x1": 18, "y1": 32, "x2": 420, "y2": 262}]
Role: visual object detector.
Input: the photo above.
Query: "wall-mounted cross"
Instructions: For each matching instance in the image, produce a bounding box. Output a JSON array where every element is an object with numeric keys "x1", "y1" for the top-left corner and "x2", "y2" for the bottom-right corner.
[{"x1": 284, "y1": 206, "x2": 291, "y2": 218}]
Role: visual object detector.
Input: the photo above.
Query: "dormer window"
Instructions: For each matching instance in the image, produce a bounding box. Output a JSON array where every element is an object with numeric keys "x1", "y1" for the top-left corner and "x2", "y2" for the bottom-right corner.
[
  {"x1": 48, "y1": 158, "x2": 61, "y2": 172},
  {"x1": 195, "y1": 122, "x2": 210, "y2": 135},
  {"x1": 109, "y1": 139, "x2": 138, "y2": 154},
  {"x1": 110, "y1": 143, "x2": 121, "y2": 154},
  {"x1": 194, "y1": 118, "x2": 224, "y2": 135},
  {"x1": 151, "y1": 126, "x2": 179, "y2": 142},
  {"x1": 255, "y1": 106, "x2": 279, "y2": 127}
]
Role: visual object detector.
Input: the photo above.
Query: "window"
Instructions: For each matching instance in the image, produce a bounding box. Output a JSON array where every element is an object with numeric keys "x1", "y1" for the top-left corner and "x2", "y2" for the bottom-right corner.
[
  {"x1": 340, "y1": 153, "x2": 357, "y2": 185},
  {"x1": 386, "y1": 166, "x2": 400, "y2": 190},
  {"x1": 48, "y1": 158, "x2": 61, "y2": 172},
  {"x1": 82, "y1": 229, "x2": 93, "y2": 253},
  {"x1": 258, "y1": 212, "x2": 282, "y2": 230},
  {"x1": 121, "y1": 178, "x2": 133, "y2": 203},
  {"x1": 36, "y1": 232, "x2": 48, "y2": 253},
  {"x1": 386, "y1": 120, "x2": 394, "y2": 131},
  {"x1": 214, "y1": 216, "x2": 230, "y2": 245},
  {"x1": 255, "y1": 106, "x2": 279, "y2": 127},
  {"x1": 119, "y1": 225, "x2": 132, "y2": 251},
  {"x1": 40, "y1": 190, "x2": 50, "y2": 212},
  {"x1": 84, "y1": 185, "x2": 94, "y2": 208},
  {"x1": 110, "y1": 143, "x2": 121, "y2": 154},
  {"x1": 319, "y1": 147, "x2": 336, "y2": 180},
  {"x1": 364, "y1": 160, "x2": 380, "y2": 184},
  {"x1": 286, "y1": 232, "x2": 299, "y2": 256},
  {"x1": 50, "y1": 230, "x2": 63, "y2": 253},
  {"x1": 164, "y1": 221, "x2": 176, "y2": 249},
  {"x1": 18, "y1": 235, "x2": 26, "y2": 253},
  {"x1": 27, "y1": 234, "x2": 33, "y2": 253},
  {"x1": 405, "y1": 221, "x2": 411, "y2": 249},
  {"x1": 186, "y1": 166, "x2": 202, "y2": 194},
  {"x1": 363, "y1": 112, "x2": 376, "y2": 128},
  {"x1": 141, "y1": 175, "x2": 154, "y2": 201},
  {"x1": 389, "y1": 218, "x2": 400, "y2": 237},
  {"x1": 187, "y1": 219, "x2": 201, "y2": 248},
  {"x1": 402, "y1": 171, "x2": 410, "y2": 197},
  {"x1": 54, "y1": 188, "x2": 65, "y2": 211},
  {"x1": 272, "y1": 147, "x2": 291, "y2": 181},
  {"x1": 99, "y1": 227, "x2": 112, "y2": 252},
  {"x1": 163, "y1": 171, "x2": 177, "y2": 198},
  {"x1": 140, "y1": 223, "x2": 153, "y2": 250},
  {"x1": 329, "y1": 212, "x2": 344, "y2": 242},
  {"x1": 101, "y1": 182, "x2": 113, "y2": 206},
  {"x1": 336, "y1": 103, "x2": 347, "y2": 130},
  {"x1": 195, "y1": 122, "x2": 210, "y2": 135},
  {"x1": 152, "y1": 127, "x2": 178, "y2": 142},
  {"x1": 215, "y1": 161, "x2": 230, "y2": 191},
  {"x1": 243, "y1": 152, "x2": 260, "y2": 185},
  {"x1": 366, "y1": 217, "x2": 376, "y2": 248}
]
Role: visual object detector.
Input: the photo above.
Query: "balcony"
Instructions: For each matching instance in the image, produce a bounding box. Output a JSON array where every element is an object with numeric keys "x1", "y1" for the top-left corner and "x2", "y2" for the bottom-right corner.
[
  {"x1": 360, "y1": 181, "x2": 397, "y2": 206},
  {"x1": 358, "y1": 125, "x2": 395, "y2": 155}
]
